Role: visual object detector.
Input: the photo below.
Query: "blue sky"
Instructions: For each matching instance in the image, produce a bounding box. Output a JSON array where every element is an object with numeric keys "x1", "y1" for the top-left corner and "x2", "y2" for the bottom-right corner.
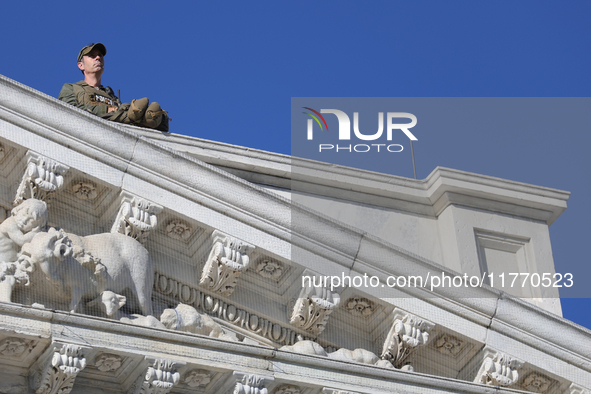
[{"x1": 1, "y1": 2, "x2": 590, "y2": 330}]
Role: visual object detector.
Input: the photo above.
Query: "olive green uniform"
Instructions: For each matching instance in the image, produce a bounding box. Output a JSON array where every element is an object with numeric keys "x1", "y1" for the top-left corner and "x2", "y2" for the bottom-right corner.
[{"x1": 58, "y1": 81, "x2": 168, "y2": 131}]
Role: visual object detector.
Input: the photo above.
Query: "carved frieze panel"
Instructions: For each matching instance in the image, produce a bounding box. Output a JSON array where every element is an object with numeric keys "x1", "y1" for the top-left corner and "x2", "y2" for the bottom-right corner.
[
  {"x1": 256, "y1": 259, "x2": 284, "y2": 280},
  {"x1": 0, "y1": 337, "x2": 33, "y2": 359},
  {"x1": 520, "y1": 372, "x2": 557, "y2": 393},
  {"x1": 273, "y1": 384, "x2": 302, "y2": 394},
  {"x1": 433, "y1": 334, "x2": 466, "y2": 357},
  {"x1": 199, "y1": 230, "x2": 254, "y2": 297},
  {"x1": 474, "y1": 348, "x2": 523, "y2": 387},
  {"x1": 71, "y1": 180, "x2": 98, "y2": 200},
  {"x1": 14, "y1": 151, "x2": 69, "y2": 206},
  {"x1": 183, "y1": 369, "x2": 211, "y2": 387},
  {"x1": 94, "y1": 353, "x2": 123, "y2": 372},
  {"x1": 290, "y1": 276, "x2": 340, "y2": 335},
  {"x1": 343, "y1": 297, "x2": 375, "y2": 318},
  {"x1": 381, "y1": 308, "x2": 434, "y2": 369},
  {"x1": 165, "y1": 219, "x2": 192, "y2": 241},
  {"x1": 129, "y1": 358, "x2": 184, "y2": 394},
  {"x1": 232, "y1": 372, "x2": 274, "y2": 394},
  {"x1": 111, "y1": 193, "x2": 163, "y2": 244},
  {"x1": 31, "y1": 343, "x2": 90, "y2": 394}
]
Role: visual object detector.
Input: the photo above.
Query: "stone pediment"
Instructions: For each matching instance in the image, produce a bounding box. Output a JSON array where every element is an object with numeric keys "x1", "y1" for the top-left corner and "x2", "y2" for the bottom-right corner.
[{"x1": 0, "y1": 74, "x2": 590, "y2": 394}]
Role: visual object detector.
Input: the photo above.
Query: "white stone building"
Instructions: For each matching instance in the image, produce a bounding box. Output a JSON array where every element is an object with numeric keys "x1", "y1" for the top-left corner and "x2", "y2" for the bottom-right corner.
[{"x1": 0, "y1": 74, "x2": 589, "y2": 394}]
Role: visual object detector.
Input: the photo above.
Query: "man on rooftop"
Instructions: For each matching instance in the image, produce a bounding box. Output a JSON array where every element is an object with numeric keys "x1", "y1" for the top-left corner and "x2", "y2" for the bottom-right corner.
[{"x1": 58, "y1": 43, "x2": 169, "y2": 132}]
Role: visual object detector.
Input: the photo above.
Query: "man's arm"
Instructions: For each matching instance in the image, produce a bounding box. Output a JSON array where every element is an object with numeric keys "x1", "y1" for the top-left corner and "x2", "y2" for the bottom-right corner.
[{"x1": 58, "y1": 83, "x2": 110, "y2": 117}]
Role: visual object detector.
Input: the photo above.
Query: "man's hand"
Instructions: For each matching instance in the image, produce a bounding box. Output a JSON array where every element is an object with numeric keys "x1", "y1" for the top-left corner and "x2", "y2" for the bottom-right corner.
[{"x1": 107, "y1": 106, "x2": 118, "y2": 113}]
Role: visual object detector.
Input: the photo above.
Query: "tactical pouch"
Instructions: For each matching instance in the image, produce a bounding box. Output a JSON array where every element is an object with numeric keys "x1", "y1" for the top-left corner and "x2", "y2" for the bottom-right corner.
[{"x1": 107, "y1": 103, "x2": 132, "y2": 123}]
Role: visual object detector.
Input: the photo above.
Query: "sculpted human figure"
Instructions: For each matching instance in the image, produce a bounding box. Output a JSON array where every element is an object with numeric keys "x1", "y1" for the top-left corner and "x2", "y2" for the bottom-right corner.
[
  {"x1": 0, "y1": 199, "x2": 48, "y2": 264},
  {"x1": 58, "y1": 43, "x2": 169, "y2": 132},
  {"x1": 0, "y1": 199, "x2": 47, "y2": 302}
]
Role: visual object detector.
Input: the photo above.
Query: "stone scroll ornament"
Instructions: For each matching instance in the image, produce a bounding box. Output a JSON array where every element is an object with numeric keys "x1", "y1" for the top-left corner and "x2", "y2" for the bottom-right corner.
[
  {"x1": 290, "y1": 278, "x2": 341, "y2": 335},
  {"x1": 129, "y1": 358, "x2": 183, "y2": 394},
  {"x1": 474, "y1": 348, "x2": 524, "y2": 387},
  {"x1": 14, "y1": 151, "x2": 69, "y2": 206},
  {"x1": 111, "y1": 194, "x2": 163, "y2": 244},
  {"x1": 32, "y1": 343, "x2": 89, "y2": 394},
  {"x1": 233, "y1": 372, "x2": 274, "y2": 394},
  {"x1": 199, "y1": 230, "x2": 254, "y2": 297},
  {"x1": 380, "y1": 308, "x2": 434, "y2": 369}
]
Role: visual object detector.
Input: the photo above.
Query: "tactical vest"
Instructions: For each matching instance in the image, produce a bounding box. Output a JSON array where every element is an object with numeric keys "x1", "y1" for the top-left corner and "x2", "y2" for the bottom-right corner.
[{"x1": 72, "y1": 81, "x2": 121, "y2": 108}]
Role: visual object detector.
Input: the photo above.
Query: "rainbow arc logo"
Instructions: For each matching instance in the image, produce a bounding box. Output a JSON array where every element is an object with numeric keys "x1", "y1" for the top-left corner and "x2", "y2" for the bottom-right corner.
[{"x1": 302, "y1": 107, "x2": 329, "y2": 131}]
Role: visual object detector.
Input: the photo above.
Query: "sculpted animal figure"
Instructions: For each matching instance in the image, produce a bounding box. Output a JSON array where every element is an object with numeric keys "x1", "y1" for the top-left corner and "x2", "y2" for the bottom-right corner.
[
  {"x1": 20, "y1": 227, "x2": 153, "y2": 316},
  {"x1": 160, "y1": 303, "x2": 237, "y2": 340},
  {"x1": 87, "y1": 290, "x2": 127, "y2": 319}
]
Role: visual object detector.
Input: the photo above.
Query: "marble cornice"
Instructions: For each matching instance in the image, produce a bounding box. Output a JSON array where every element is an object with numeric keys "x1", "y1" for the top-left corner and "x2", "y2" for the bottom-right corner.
[{"x1": 0, "y1": 302, "x2": 577, "y2": 394}]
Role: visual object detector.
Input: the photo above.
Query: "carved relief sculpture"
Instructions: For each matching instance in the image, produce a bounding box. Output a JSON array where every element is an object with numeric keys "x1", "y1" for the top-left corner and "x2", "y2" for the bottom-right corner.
[
  {"x1": 32, "y1": 344, "x2": 88, "y2": 394},
  {"x1": 474, "y1": 348, "x2": 523, "y2": 387},
  {"x1": 290, "y1": 277, "x2": 340, "y2": 335},
  {"x1": 14, "y1": 152, "x2": 69, "y2": 206},
  {"x1": 199, "y1": 230, "x2": 254, "y2": 297},
  {"x1": 112, "y1": 194, "x2": 162, "y2": 244},
  {"x1": 19, "y1": 227, "x2": 153, "y2": 316},
  {"x1": 381, "y1": 308, "x2": 434, "y2": 369}
]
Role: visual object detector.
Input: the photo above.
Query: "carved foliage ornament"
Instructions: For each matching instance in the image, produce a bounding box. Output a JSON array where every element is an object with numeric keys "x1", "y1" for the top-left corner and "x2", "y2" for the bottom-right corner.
[
  {"x1": 183, "y1": 369, "x2": 211, "y2": 387},
  {"x1": 290, "y1": 281, "x2": 340, "y2": 335},
  {"x1": 34, "y1": 344, "x2": 88, "y2": 394},
  {"x1": 112, "y1": 195, "x2": 162, "y2": 244},
  {"x1": 381, "y1": 308, "x2": 434, "y2": 368},
  {"x1": 200, "y1": 231, "x2": 254, "y2": 297},
  {"x1": 475, "y1": 349, "x2": 523, "y2": 387},
  {"x1": 15, "y1": 152, "x2": 69, "y2": 206}
]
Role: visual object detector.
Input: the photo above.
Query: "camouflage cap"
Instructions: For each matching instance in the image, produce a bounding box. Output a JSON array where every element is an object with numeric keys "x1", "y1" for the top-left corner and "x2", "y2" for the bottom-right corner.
[{"x1": 77, "y1": 43, "x2": 107, "y2": 62}]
